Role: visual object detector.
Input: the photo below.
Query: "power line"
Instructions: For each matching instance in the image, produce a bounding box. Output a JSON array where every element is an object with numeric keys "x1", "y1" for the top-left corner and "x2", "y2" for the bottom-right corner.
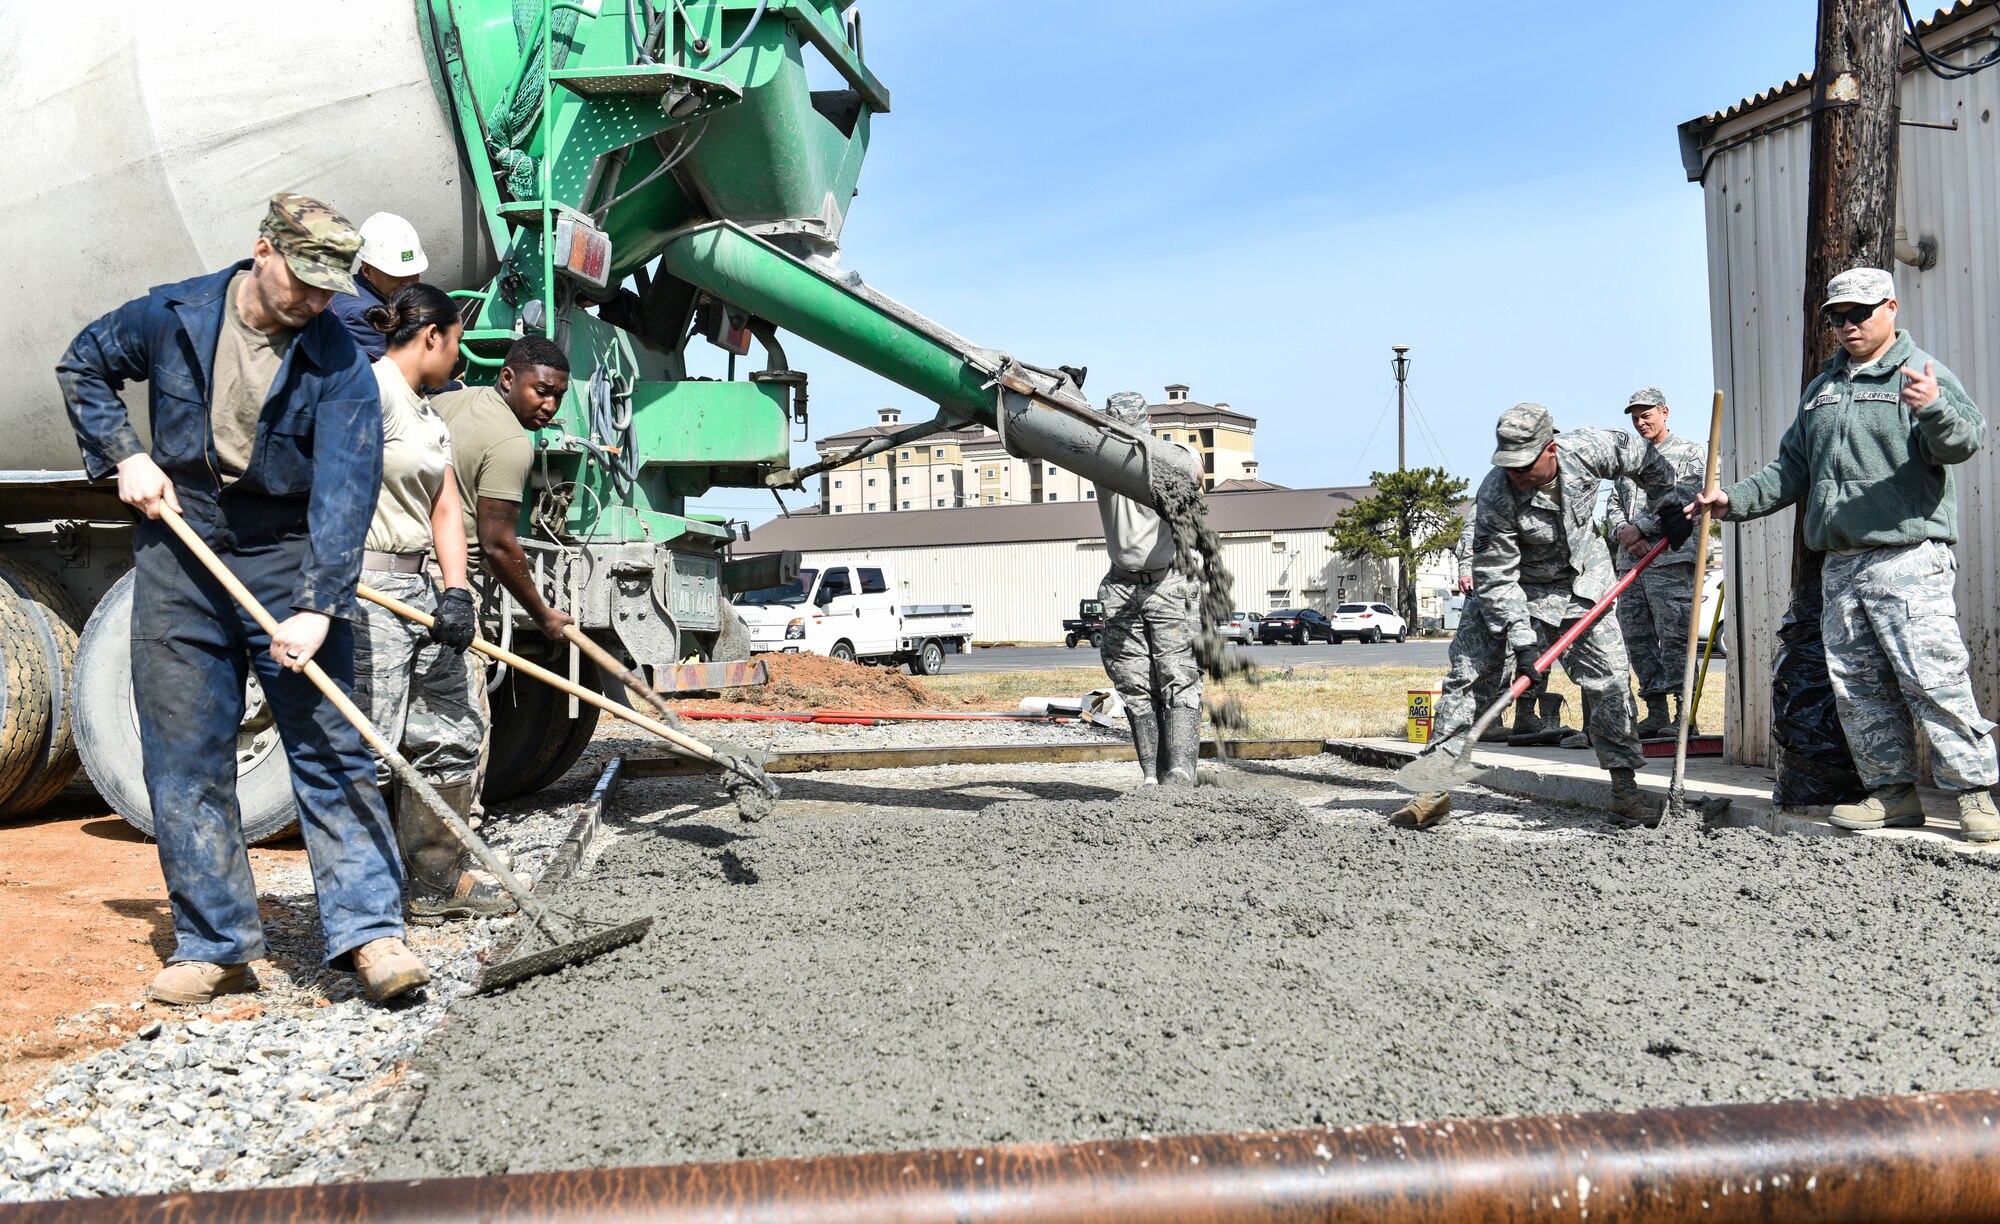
[{"x1": 1345, "y1": 391, "x2": 1397, "y2": 485}]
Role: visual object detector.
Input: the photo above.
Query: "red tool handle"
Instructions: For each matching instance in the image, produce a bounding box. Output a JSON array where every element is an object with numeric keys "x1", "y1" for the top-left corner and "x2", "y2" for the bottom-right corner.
[{"x1": 1503, "y1": 536, "x2": 1670, "y2": 700}]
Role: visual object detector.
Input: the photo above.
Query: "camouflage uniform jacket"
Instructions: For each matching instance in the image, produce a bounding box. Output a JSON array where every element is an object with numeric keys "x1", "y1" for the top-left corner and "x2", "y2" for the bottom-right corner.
[
  {"x1": 1454, "y1": 520, "x2": 1476, "y2": 585},
  {"x1": 1472, "y1": 427, "x2": 1679, "y2": 651},
  {"x1": 1603, "y1": 431, "x2": 1706, "y2": 569}
]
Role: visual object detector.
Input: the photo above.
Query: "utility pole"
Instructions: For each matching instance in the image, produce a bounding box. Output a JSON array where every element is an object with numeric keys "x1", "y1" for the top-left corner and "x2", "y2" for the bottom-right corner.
[{"x1": 1392, "y1": 345, "x2": 1410, "y2": 473}]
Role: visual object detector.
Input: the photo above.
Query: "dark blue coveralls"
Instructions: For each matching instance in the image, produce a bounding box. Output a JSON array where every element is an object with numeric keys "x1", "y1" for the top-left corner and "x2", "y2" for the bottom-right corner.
[
  {"x1": 58, "y1": 261, "x2": 405, "y2": 970},
  {"x1": 327, "y1": 268, "x2": 390, "y2": 361}
]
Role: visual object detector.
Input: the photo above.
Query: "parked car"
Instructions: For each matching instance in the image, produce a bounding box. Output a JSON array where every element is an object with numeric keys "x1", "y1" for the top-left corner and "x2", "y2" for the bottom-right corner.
[
  {"x1": 1062, "y1": 599, "x2": 1106, "y2": 649},
  {"x1": 733, "y1": 559, "x2": 974, "y2": 675},
  {"x1": 1257, "y1": 608, "x2": 1334, "y2": 644},
  {"x1": 1216, "y1": 610, "x2": 1262, "y2": 644},
  {"x1": 1329, "y1": 602, "x2": 1406, "y2": 643}
]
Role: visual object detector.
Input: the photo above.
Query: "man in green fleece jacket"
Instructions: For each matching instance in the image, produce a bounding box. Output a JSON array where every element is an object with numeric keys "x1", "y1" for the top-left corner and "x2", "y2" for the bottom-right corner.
[{"x1": 1690, "y1": 267, "x2": 1998, "y2": 842}]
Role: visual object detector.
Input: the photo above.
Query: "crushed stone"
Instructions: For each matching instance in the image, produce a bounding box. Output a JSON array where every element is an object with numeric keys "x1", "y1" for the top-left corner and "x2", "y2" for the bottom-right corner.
[{"x1": 381, "y1": 768, "x2": 2000, "y2": 1179}]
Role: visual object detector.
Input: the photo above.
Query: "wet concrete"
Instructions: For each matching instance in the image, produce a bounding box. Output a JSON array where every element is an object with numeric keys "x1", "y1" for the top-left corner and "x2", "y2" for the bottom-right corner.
[{"x1": 382, "y1": 756, "x2": 2000, "y2": 1178}]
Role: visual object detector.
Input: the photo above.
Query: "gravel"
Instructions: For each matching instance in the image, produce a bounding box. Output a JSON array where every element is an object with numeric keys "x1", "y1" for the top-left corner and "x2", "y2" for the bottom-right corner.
[{"x1": 381, "y1": 751, "x2": 2000, "y2": 1179}]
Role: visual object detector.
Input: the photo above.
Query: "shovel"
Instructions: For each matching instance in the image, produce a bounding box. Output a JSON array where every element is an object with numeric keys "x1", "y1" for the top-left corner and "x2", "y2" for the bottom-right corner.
[
  {"x1": 1661, "y1": 390, "x2": 1726, "y2": 828},
  {"x1": 1396, "y1": 536, "x2": 1673, "y2": 794},
  {"x1": 355, "y1": 584, "x2": 780, "y2": 820},
  {"x1": 159, "y1": 509, "x2": 649, "y2": 994}
]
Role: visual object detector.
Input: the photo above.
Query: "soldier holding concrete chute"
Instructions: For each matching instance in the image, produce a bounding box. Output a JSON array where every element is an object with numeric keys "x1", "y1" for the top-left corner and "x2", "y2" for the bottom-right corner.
[
  {"x1": 1393, "y1": 404, "x2": 1690, "y2": 828},
  {"x1": 56, "y1": 193, "x2": 428, "y2": 1005},
  {"x1": 1688, "y1": 267, "x2": 1999, "y2": 842},
  {"x1": 1093, "y1": 390, "x2": 1205, "y2": 786},
  {"x1": 1603, "y1": 387, "x2": 1707, "y2": 738}
]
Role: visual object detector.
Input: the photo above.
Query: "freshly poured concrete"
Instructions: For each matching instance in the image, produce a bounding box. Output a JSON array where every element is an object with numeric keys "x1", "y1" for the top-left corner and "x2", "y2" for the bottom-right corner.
[{"x1": 383, "y1": 756, "x2": 2000, "y2": 1177}]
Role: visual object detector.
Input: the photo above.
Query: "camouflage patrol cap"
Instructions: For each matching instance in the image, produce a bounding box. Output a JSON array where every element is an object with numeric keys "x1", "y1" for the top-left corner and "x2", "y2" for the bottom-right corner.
[
  {"x1": 259, "y1": 193, "x2": 362, "y2": 295},
  {"x1": 1624, "y1": 386, "x2": 1667, "y2": 413},
  {"x1": 1104, "y1": 390, "x2": 1150, "y2": 427},
  {"x1": 1824, "y1": 267, "x2": 1896, "y2": 309},
  {"x1": 1491, "y1": 402, "x2": 1554, "y2": 468}
]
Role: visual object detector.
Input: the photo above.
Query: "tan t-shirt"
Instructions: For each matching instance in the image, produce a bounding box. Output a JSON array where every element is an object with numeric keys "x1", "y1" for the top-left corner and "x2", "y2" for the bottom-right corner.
[
  {"x1": 432, "y1": 384, "x2": 533, "y2": 569},
  {"x1": 1092, "y1": 441, "x2": 1201, "y2": 573},
  {"x1": 212, "y1": 271, "x2": 296, "y2": 484},
  {"x1": 365, "y1": 358, "x2": 454, "y2": 556}
]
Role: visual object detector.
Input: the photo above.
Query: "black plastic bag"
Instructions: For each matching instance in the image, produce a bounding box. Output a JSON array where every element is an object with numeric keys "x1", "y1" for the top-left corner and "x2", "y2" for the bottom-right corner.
[{"x1": 1769, "y1": 580, "x2": 1866, "y2": 807}]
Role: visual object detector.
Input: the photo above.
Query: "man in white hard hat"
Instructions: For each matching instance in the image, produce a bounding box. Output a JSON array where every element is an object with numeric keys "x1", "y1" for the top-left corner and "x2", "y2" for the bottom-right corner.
[{"x1": 331, "y1": 212, "x2": 430, "y2": 360}]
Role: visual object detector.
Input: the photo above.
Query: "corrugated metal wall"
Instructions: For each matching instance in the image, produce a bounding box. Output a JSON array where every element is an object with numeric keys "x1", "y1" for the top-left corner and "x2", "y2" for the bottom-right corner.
[
  {"x1": 786, "y1": 530, "x2": 1397, "y2": 642},
  {"x1": 1698, "y1": 18, "x2": 2000, "y2": 766}
]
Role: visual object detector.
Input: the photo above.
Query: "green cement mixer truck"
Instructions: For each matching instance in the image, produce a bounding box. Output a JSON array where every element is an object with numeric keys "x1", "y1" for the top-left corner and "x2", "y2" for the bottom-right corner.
[{"x1": 0, "y1": 0, "x2": 1189, "y2": 836}]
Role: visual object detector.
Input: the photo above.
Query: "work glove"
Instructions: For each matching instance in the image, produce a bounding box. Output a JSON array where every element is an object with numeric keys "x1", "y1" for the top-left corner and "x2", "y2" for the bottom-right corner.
[
  {"x1": 1660, "y1": 495, "x2": 1695, "y2": 551},
  {"x1": 430, "y1": 587, "x2": 478, "y2": 654},
  {"x1": 1514, "y1": 643, "x2": 1547, "y2": 695}
]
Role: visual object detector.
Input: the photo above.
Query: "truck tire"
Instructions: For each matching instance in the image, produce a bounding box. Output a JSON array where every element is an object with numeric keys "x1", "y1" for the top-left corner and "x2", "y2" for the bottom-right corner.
[
  {"x1": 1064, "y1": 632, "x2": 1078, "y2": 649},
  {"x1": 912, "y1": 639, "x2": 946, "y2": 676},
  {"x1": 828, "y1": 640, "x2": 856, "y2": 663},
  {"x1": 0, "y1": 558, "x2": 83, "y2": 815},
  {"x1": 71, "y1": 573, "x2": 298, "y2": 843},
  {"x1": 0, "y1": 578, "x2": 51, "y2": 813},
  {"x1": 482, "y1": 657, "x2": 603, "y2": 803}
]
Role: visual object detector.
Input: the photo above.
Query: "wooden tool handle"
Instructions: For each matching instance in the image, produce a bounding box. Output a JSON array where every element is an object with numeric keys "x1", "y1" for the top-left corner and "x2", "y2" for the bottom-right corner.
[{"x1": 1671, "y1": 390, "x2": 1727, "y2": 789}]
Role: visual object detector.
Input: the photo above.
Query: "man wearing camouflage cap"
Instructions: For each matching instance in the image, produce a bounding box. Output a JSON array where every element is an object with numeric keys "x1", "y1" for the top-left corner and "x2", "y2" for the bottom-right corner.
[
  {"x1": 1602, "y1": 387, "x2": 1708, "y2": 738},
  {"x1": 1094, "y1": 389, "x2": 1206, "y2": 786},
  {"x1": 1690, "y1": 267, "x2": 1999, "y2": 842},
  {"x1": 58, "y1": 193, "x2": 429, "y2": 1005},
  {"x1": 1393, "y1": 403, "x2": 1690, "y2": 829}
]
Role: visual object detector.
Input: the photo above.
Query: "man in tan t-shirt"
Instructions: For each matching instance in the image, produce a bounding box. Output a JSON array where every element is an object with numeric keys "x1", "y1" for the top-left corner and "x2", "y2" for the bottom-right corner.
[
  {"x1": 210, "y1": 270, "x2": 295, "y2": 482},
  {"x1": 431, "y1": 335, "x2": 574, "y2": 639}
]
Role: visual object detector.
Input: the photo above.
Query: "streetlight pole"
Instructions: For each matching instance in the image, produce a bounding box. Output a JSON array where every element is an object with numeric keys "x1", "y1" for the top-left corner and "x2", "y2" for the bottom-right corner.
[{"x1": 1392, "y1": 346, "x2": 1410, "y2": 473}]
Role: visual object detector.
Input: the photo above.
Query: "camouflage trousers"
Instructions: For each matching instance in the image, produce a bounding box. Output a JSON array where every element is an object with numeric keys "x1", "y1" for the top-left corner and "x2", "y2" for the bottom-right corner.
[
  {"x1": 1098, "y1": 569, "x2": 1203, "y2": 713},
  {"x1": 1426, "y1": 598, "x2": 1511, "y2": 758},
  {"x1": 1822, "y1": 540, "x2": 1998, "y2": 791},
  {"x1": 1615, "y1": 561, "x2": 1696, "y2": 697},
  {"x1": 352, "y1": 569, "x2": 489, "y2": 788}
]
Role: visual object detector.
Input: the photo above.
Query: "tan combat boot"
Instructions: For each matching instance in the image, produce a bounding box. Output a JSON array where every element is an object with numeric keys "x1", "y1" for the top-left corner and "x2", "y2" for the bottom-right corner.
[
  {"x1": 353, "y1": 938, "x2": 430, "y2": 1002},
  {"x1": 147, "y1": 962, "x2": 255, "y2": 1006},
  {"x1": 1389, "y1": 791, "x2": 1452, "y2": 829},
  {"x1": 1828, "y1": 785, "x2": 1925, "y2": 831},
  {"x1": 1958, "y1": 789, "x2": 1999, "y2": 844}
]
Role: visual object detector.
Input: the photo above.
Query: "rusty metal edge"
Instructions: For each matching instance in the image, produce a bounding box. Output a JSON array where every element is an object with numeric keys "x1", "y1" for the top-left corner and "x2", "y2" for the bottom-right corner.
[
  {"x1": 619, "y1": 737, "x2": 1329, "y2": 778},
  {"x1": 26, "y1": 1089, "x2": 2000, "y2": 1222}
]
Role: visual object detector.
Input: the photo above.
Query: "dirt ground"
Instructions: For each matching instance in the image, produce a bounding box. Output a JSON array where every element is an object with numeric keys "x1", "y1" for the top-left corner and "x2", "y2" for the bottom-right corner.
[
  {"x1": 0, "y1": 795, "x2": 308, "y2": 1109},
  {"x1": 682, "y1": 652, "x2": 963, "y2": 713}
]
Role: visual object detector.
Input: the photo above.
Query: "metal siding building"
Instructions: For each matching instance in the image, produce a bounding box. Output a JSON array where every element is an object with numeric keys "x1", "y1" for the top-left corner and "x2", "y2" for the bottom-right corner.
[
  {"x1": 1680, "y1": 2, "x2": 2000, "y2": 766},
  {"x1": 739, "y1": 488, "x2": 1437, "y2": 643}
]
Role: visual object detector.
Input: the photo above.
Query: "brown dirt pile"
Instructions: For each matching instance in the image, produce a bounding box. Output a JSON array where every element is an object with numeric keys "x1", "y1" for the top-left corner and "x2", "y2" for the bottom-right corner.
[{"x1": 683, "y1": 653, "x2": 959, "y2": 713}]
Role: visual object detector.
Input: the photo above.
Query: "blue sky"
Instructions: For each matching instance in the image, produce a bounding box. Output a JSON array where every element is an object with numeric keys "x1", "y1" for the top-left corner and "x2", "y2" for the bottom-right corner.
[{"x1": 690, "y1": 1, "x2": 1821, "y2": 522}]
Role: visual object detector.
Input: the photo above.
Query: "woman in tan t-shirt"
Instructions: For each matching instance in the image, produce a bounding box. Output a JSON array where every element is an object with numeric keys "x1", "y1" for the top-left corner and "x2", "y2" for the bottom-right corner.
[{"x1": 354, "y1": 284, "x2": 511, "y2": 920}]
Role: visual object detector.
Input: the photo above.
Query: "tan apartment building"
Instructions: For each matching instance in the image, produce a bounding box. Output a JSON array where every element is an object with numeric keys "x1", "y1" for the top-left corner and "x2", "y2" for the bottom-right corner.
[{"x1": 814, "y1": 385, "x2": 1259, "y2": 513}]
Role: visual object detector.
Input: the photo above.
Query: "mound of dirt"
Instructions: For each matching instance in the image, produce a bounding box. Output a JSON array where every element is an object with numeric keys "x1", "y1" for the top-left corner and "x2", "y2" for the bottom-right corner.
[{"x1": 688, "y1": 653, "x2": 956, "y2": 713}]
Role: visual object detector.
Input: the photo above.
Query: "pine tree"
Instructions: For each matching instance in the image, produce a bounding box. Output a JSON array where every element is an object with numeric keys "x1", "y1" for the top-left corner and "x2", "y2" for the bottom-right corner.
[{"x1": 1328, "y1": 467, "x2": 1469, "y2": 632}]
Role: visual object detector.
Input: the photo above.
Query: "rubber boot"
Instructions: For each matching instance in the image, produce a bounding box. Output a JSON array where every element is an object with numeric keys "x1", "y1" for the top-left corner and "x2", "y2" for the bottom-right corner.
[
  {"x1": 1636, "y1": 694, "x2": 1671, "y2": 739},
  {"x1": 397, "y1": 779, "x2": 518, "y2": 921},
  {"x1": 1958, "y1": 789, "x2": 2000, "y2": 843},
  {"x1": 1389, "y1": 791, "x2": 1452, "y2": 829},
  {"x1": 1127, "y1": 707, "x2": 1162, "y2": 785},
  {"x1": 1508, "y1": 694, "x2": 1565, "y2": 747},
  {"x1": 1159, "y1": 706, "x2": 1202, "y2": 788},
  {"x1": 1828, "y1": 784, "x2": 1925, "y2": 831},
  {"x1": 1608, "y1": 767, "x2": 1658, "y2": 828}
]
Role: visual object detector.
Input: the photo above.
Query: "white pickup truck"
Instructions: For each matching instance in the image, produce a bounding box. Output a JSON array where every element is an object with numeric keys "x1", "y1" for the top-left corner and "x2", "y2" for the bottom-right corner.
[{"x1": 731, "y1": 559, "x2": 975, "y2": 675}]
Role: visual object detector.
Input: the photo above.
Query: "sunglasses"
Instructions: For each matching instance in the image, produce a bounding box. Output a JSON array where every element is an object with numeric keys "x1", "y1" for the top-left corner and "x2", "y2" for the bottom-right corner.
[{"x1": 1823, "y1": 300, "x2": 1884, "y2": 328}]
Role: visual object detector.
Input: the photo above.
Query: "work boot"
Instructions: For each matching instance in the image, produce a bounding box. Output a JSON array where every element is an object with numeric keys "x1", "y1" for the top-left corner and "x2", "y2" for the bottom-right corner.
[
  {"x1": 1127, "y1": 707, "x2": 1162, "y2": 785},
  {"x1": 1389, "y1": 791, "x2": 1452, "y2": 829},
  {"x1": 1672, "y1": 693, "x2": 1699, "y2": 738},
  {"x1": 1828, "y1": 784, "x2": 1925, "y2": 831},
  {"x1": 1477, "y1": 718, "x2": 1513, "y2": 742},
  {"x1": 1608, "y1": 767, "x2": 1658, "y2": 827},
  {"x1": 397, "y1": 779, "x2": 517, "y2": 921},
  {"x1": 1959, "y1": 789, "x2": 2000, "y2": 843},
  {"x1": 1508, "y1": 694, "x2": 1565, "y2": 747},
  {"x1": 1159, "y1": 706, "x2": 1202, "y2": 787},
  {"x1": 147, "y1": 962, "x2": 255, "y2": 1007},
  {"x1": 1636, "y1": 694, "x2": 1671, "y2": 739},
  {"x1": 353, "y1": 938, "x2": 430, "y2": 1003}
]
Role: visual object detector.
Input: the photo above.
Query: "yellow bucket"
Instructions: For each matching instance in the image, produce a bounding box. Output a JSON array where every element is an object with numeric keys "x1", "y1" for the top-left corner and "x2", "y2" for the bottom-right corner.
[{"x1": 1407, "y1": 689, "x2": 1441, "y2": 743}]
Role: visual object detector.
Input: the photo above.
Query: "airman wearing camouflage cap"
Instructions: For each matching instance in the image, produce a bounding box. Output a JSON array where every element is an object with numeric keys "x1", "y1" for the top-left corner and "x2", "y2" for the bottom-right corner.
[
  {"x1": 1604, "y1": 386, "x2": 1707, "y2": 737},
  {"x1": 259, "y1": 193, "x2": 363, "y2": 296}
]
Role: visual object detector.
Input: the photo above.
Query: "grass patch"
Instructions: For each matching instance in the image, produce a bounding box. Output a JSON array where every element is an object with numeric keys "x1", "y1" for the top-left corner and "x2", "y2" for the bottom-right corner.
[{"x1": 926, "y1": 663, "x2": 1728, "y2": 743}]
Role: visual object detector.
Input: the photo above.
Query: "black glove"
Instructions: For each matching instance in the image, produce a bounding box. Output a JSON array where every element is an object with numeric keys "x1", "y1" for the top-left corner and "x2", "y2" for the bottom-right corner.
[
  {"x1": 1660, "y1": 495, "x2": 1695, "y2": 551},
  {"x1": 430, "y1": 587, "x2": 477, "y2": 654},
  {"x1": 1514, "y1": 644, "x2": 1546, "y2": 694}
]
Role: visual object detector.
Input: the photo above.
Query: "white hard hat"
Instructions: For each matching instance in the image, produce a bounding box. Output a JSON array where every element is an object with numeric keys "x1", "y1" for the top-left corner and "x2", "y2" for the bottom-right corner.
[{"x1": 357, "y1": 212, "x2": 429, "y2": 276}]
